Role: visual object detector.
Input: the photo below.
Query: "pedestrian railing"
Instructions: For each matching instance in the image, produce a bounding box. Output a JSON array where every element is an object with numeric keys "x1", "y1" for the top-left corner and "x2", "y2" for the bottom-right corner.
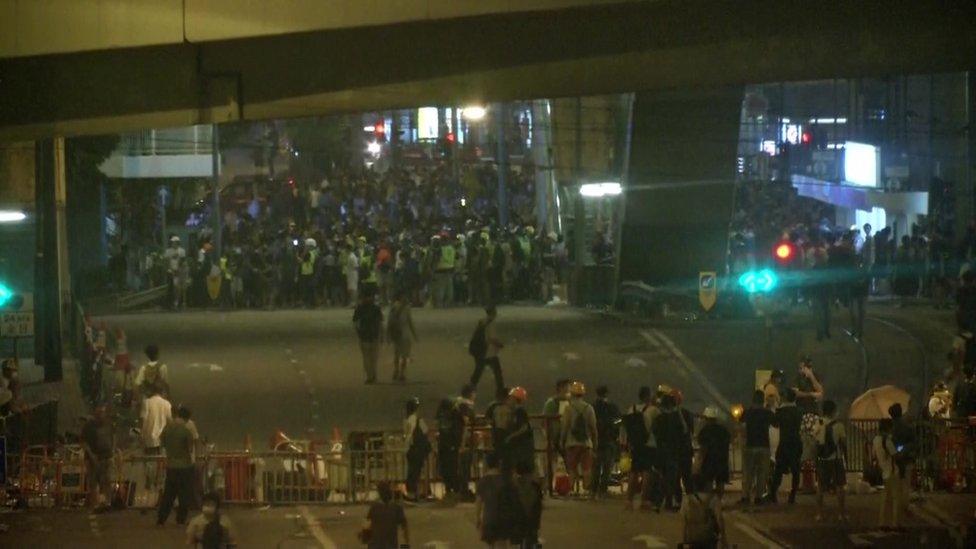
[{"x1": 5, "y1": 417, "x2": 974, "y2": 510}]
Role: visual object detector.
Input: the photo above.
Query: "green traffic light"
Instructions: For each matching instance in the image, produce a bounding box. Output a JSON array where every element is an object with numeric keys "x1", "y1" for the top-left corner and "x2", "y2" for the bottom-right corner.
[
  {"x1": 0, "y1": 283, "x2": 13, "y2": 307},
  {"x1": 737, "y1": 269, "x2": 778, "y2": 293}
]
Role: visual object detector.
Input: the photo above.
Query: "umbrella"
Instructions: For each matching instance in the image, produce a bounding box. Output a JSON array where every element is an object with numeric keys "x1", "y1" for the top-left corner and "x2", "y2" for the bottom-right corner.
[{"x1": 849, "y1": 385, "x2": 911, "y2": 420}]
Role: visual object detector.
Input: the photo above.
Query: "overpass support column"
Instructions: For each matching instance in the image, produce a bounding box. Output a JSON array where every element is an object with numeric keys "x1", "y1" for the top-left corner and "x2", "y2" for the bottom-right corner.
[
  {"x1": 619, "y1": 87, "x2": 743, "y2": 287},
  {"x1": 34, "y1": 138, "x2": 68, "y2": 381}
]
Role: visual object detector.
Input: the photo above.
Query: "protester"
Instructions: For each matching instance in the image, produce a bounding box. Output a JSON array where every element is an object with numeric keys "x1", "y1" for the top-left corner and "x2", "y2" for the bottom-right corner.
[
  {"x1": 541, "y1": 379, "x2": 571, "y2": 476},
  {"x1": 475, "y1": 452, "x2": 512, "y2": 548},
  {"x1": 740, "y1": 390, "x2": 774, "y2": 506},
  {"x1": 142, "y1": 386, "x2": 172, "y2": 454},
  {"x1": 763, "y1": 370, "x2": 783, "y2": 410},
  {"x1": 560, "y1": 381, "x2": 597, "y2": 497},
  {"x1": 135, "y1": 344, "x2": 169, "y2": 398},
  {"x1": 505, "y1": 386, "x2": 535, "y2": 476},
  {"x1": 435, "y1": 398, "x2": 462, "y2": 498},
  {"x1": 403, "y1": 397, "x2": 431, "y2": 501},
  {"x1": 455, "y1": 384, "x2": 477, "y2": 500},
  {"x1": 512, "y1": 460, "x2": 543, "y2": 549},
  {"x1": 653, "y1": 393, "x2": 686, "y2": 511},
  {"x1": 158, "y1": 406, "x2": 197, "y2": 526},
  {"x1": 81, "y1": 404, "x2": 114, "y2": 511},
  {"x1": 623, "y1": 386, "x2": 659, "y2": 510},
  {"x1": 672, "y1": 389, "x2": 695, "y2": 505},
  {"x1": 768, "y1": 388, "x2": 803, "y2": 504},
  {"x1": 469, "y1": 306, "x2": 505, "y2": 393},
  {"x1": 815, "y1": 400, "x2": 847, "y2": 522},
  {"x1": 794, "y1": 357, "x2": 823, "y2": 414},
  {"x1": 387, "y1": 291, "x2": 418, "y2": 382},
  {"x1": 362, "y1": 481, "x2": 409, "y2": 549},
  {"x1": 872, "y1": 419, "x2": 906, "y2": 530},
  {"x1": 185, "y1": 492, "x2": 237, "y2": 548},
  {"x1": 696, "y1": 406, "x2": 730, "y2": 497},
  {"x1": 486, "y1": 386, "x2": 514, "y2": 468},
  {"x1": 888, "y1": 403, "x2": 916, "y2": 494},
  {"x1": 353, "y1": 290, "x2": 384, "y2": 384},
  {"x1": 592, "y1": 385, "x2": 621, "y2": 497}
]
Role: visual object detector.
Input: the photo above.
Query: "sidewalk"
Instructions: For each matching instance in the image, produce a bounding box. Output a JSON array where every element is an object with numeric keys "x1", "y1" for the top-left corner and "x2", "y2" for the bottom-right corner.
[{"x1": 18, "y1": 358, "x2": 90, "y2": 435}]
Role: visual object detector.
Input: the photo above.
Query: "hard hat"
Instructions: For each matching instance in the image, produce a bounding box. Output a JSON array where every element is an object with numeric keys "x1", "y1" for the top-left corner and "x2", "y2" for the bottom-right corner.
[
  {"x1": 305, "y1": 238, "x2": 317, "y2": 248},
  {"x1": 457, "y1": 234, "x2": 466, "y2": 243},
  {"x1": 656, "y1": 384, "x2": 673, "y2": 396},
  {"x1": 702, "y1": 406, "x2": 719, "y2": 419},
  {"x1": 548, "y1": 231, "x2": 558, "y2": 240},
  {"x1": 525, "y1": 226, "x2": 535, "y2": 235},
  {"x1": 509, "y1": 386, "x2": 528, "y2": 403},
  {"x1": 358, "y1": 236, "x2": 367, "y2": 243},
  {"x1": 569, "y1": 381, "x2": 586, "y2": 396},
  {"x1": 170, "y1": 236, "x2": 181, "y2": 242}
]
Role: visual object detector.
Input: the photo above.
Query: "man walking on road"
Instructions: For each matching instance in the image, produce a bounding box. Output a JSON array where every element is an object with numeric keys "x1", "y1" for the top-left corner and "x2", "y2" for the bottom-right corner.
[
  {"x1": 740, "y1": 390, "x2": 774, "y2": 506},
  {"x1": 469, "y1": 306, "x2": 505, "y2": 393},
  {"x1": 157, "y1": 406, "x2": 196, "y2": 526},
  {"x1": 561, "y1": 381, "x2": 597, "y2": 496},
  {"x1": 768, "y1": 388, "x2": 803, "y2": 503},
  {"x1": 353, "y1": 290, "x2": 384, "y2": 384},
  {"x1": 387, "y1": 291, "x2": 418, "y2": 382}
]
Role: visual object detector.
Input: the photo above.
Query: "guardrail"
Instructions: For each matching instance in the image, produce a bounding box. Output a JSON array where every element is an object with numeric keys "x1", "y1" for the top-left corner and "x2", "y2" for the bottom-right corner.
[{"x1": 4, "y1": 416, "x2": 973, "y2": 509}]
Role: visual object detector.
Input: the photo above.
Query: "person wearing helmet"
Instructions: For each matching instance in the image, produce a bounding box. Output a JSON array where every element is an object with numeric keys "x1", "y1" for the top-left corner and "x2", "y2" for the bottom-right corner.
[
  {"x1": 697, "y1": 406, "x2": 731, "y2": 496},
  {"x1": 560, "y1": 381, "x2": 597, "y2": 496},
  {"x1": 764, "y1": 370, "x2": 784, "y2": 410},
  {"x1": 505, "y1": 387, "x2": 534, "y2": 475}
]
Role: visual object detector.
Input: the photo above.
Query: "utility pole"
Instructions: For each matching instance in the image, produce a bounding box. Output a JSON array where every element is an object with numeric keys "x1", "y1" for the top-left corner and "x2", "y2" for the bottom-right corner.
[
  {"x1": 212, "y1": 124, "x2": 222, "y2": 258},
  {"x1": 34, "y1": 139, "x2": 63, "y2": 382},
  {"x1": 573, "y1": 98, "x2": 586, "y2": 305},
  {"x1": 495, "y1": 103, "x2": 509, "y2": 227}
]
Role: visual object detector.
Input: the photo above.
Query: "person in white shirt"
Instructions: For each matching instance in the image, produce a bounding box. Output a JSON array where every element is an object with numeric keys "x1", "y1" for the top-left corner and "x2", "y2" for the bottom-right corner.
[
  {"x1": 142, "y1": 388, "x2": 172, "y2": 454},
  {"x1": 134, "y1": 344, "x2": 169, "y2": 397},
  {"x1": 873, "y1": 419, "x2": 906, "y2": 530}
]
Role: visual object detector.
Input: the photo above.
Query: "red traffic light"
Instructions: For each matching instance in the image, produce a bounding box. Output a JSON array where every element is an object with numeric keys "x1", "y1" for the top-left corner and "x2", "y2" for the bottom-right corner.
[
  {"x1": 374, "y1": 122, "x2": 385, "y2": 135},
  {"x1": 774, "y1": 241, "x2": 795, "y2": 263},
  {"x1": 446, "y1": 133, "x2": 455, "y2": 143},
  {"x1": 801, "y1": 131, "x2": 812, "y2": 144}
]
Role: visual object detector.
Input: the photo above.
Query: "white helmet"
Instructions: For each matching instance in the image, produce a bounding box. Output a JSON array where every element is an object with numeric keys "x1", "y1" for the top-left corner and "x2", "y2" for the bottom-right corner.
[
  {"x1": 305, "y1": 238, "x2": 317, "y2": 248},
  {"x1": 170, "y1": 236, "x2": 181, "y2": 243}
]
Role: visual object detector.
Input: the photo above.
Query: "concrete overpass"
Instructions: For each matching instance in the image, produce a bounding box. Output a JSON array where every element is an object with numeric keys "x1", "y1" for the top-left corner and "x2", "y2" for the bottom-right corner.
[{"x1": 2, "y1": 0, "x2": 975, "y2": 140}]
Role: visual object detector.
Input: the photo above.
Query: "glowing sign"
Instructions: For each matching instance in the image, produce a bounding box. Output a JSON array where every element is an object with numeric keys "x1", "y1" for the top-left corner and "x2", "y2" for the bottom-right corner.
[
  {"x1": 417, "y1": 107, "x2": 439, "y2": 140},
  {"x1": 844, "y1": 142, "x2": 879, "y2": 187}
]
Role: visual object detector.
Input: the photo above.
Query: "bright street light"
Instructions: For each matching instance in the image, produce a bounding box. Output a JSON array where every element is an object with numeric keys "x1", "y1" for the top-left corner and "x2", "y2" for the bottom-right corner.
[
  {"x1": 0, "y1": 210, "x2": 27, "y2": 223},
  {"x1": 366, "y1": 141, "x2": 382, "y2": 155},
  {"x1": 461, "y1": 106, "x2": 487, "y2": 121},
  {"x1": 579, "y1": 182, "x2": 622, "y2": 197}
]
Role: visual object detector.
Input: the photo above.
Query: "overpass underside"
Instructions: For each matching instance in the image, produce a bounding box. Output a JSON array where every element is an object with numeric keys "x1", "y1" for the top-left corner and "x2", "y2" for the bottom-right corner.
[{"x1": 1, "y1": 0, "x2": 975, "y2": 140}]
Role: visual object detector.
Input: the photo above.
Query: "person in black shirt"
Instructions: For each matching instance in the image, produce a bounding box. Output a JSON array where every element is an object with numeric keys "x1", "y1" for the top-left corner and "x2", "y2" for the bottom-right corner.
[
  {"x1": 653, "y1": 394, "x2": 686, "y2": 511},
  {"x1": 353, "y1": 290, "x2": 383, "y2": 384},
  {"x1": 768, "y1": 388, "x2": 803, "y2": 503},
  {"x1": 592, "y1": 385, "x2": 621, "y2": 498},
  {"x1": 740, "y1": 390, "x2": 774, "y2": 505},
  {"x1": 696, "y1": 406, "x2": 730, "y2": 496}
]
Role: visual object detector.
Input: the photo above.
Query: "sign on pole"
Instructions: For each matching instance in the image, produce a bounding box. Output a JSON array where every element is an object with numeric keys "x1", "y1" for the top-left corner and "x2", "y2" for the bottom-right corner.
[
  {"x1": 0, "y1": 292, "x2": 33, "y2": 337},
  {"x1": 698, "y1": 271, "x2": 717, "y2": 311}
]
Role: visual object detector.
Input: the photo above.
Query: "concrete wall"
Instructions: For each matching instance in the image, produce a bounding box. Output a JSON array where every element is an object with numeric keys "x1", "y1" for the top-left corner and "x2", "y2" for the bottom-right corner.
[
  {"x1": 1, "y1": 0, "x2": 632, "y2": 58},
  {"x1": 619, "y1": 87, "x2": 742, "y2": 287},
  {"x1": 0, "y1": 142, "x2": 35, "y2": 204}
]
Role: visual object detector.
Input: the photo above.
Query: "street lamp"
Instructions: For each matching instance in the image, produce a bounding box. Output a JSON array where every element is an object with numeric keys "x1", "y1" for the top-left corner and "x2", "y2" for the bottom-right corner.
[
  {"x1": 0, "y1": 210, "x2": 27, "y2": 223},
  {"x1": 461, "y1": 106, "x2": 487, "y2": 121},
  {"x1": 579, "y1": 182, "x2": 621, "y2": 197}
]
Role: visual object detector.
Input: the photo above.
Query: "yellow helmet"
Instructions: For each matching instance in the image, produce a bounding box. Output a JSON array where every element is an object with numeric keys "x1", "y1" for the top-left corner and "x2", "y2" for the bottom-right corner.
[{"x1": 569, "y1": 381, "x2": 586, "y2": 396}]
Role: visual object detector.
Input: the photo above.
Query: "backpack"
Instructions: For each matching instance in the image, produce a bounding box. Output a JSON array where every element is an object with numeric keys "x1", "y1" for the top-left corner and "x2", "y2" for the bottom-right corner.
[
  {"x1": 200, "y1": 513, "x2": 226, "y2": 549},
  {"x1": 570, "y1": 403, "x2": 589, "y2": 442},
  {"x1": 468, "y1": 320, "x2": 487, "y2": 358},
  {"x1": 622, "y1": 405, "x2": 650, "y2": 449},
  {"x1": 594, "y1": 400, "x2": 620, "y2": 446},
  {"x1": 683, "y1": 493, "x2": 720, "y2": 545},
  {"x1": 140, "y1": 363, "x2": 167, "y2": 395},
  {"x1": 815, "y1": 419, "x2": 839, "y2": 460}
]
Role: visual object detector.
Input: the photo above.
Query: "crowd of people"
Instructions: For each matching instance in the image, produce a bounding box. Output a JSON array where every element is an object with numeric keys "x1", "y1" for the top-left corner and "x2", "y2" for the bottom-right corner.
[{"x1": 139, "y1": 162, "x2": 569, "y2": 312}]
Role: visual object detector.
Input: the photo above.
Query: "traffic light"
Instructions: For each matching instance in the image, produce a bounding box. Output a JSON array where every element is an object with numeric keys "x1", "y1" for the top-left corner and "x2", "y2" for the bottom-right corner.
[
  {"x1": 0, "y1": 282, "x2": 23, "y2": 310},
  {"x1": 773, "y1": 240, "x2": 796, "y2": 265},
  {"x1": 738, "y1": 269, "x2": 778, "y2": 294}
]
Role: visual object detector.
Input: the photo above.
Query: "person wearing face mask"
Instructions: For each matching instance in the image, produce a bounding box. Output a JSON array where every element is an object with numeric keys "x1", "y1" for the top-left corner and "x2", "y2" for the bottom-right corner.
[{"x1": 185, "y1": 492, "x2": 237, "y2": 548}]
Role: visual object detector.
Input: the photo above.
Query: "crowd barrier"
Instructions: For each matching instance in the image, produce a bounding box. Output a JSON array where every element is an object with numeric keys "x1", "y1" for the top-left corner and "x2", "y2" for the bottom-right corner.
[{"x1": 4, "y1": 416, "x2": 974, "y2": 509}]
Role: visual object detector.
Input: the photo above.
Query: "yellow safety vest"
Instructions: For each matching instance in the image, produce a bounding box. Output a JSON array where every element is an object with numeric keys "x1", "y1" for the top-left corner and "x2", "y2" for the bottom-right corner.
[
  {"x1": 301, "y1": 250, "x2": 316, "y2": 276},
  {"x1": 437, "y1": 245, "x2": 456, "y2": 271}
]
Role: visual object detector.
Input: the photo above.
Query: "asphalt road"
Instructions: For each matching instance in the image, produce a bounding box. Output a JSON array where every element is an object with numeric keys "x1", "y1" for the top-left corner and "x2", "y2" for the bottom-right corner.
[{"x1": 102, "y1": 302, "x2": 945, "y2": 451}]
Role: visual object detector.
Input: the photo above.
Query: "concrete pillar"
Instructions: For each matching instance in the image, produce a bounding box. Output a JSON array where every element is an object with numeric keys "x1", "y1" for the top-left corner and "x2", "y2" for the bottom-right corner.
[
  {"x1": 619, "y1": 87, "x2": 743, "y2": 286},
  {"x1": 34, "y1": 139, "x2": 63, "y2": 381}
]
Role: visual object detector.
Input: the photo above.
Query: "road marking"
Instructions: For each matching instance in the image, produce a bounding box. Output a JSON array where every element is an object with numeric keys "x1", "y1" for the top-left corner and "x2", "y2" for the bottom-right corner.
[
  {"x1": 631, "y1": 533, "x2": 668, "y2": 547},
  {"x1": 728, "y1": 511, "x2": 784, "y2": 549},
  {"x1": 641, "y1": 329, "x2": 732, "y2": 412},
  {"x1": 298, "y1": 505, "x2": 337, "y2": 549},
  {"x1": 910, "y1": 500, "x2": 965, "y2": 547},
  {"x1": 87, "y1": 513, "x2": 102, "y2": 538}
]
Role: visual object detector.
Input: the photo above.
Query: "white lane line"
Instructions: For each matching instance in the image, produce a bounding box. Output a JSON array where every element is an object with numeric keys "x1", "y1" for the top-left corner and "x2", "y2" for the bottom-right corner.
[
  {"x1": 298, "y1": 505, "x2": 338, "y2": 549},
  {"x1": 640, "y1": 329, "x2": 732, "y2": 412},
  {"x1": 728, "y1": 511, "x2": 785, "y2": 549}
]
